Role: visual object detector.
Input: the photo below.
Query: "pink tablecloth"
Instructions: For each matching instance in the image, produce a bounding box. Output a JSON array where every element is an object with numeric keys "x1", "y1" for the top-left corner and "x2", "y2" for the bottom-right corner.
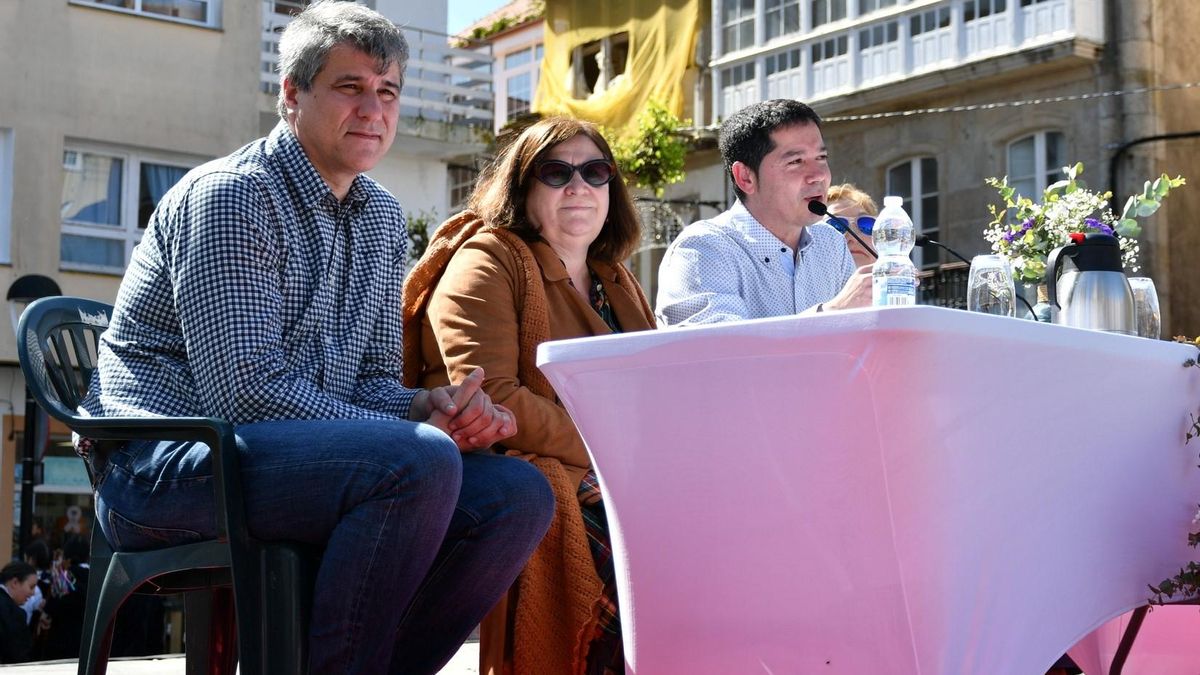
[{"x1": 537, "y1": 306, "x2": 1200, "y2": 674}]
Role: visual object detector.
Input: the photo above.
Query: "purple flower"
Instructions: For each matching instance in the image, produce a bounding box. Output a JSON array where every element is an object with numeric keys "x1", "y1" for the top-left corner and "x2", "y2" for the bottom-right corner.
[
  {"x1": 1084, "y1": 217, "x2": 1113, "y2": 235},
  {"x1": 1004, "y1": 218, "x2": 1035, "y2": 243}
]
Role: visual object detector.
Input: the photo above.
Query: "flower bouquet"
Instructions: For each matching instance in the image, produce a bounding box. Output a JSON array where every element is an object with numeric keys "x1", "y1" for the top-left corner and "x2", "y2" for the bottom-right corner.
[{"x1": 983, "y1": 163, "x2": 1185, "y2": 285}]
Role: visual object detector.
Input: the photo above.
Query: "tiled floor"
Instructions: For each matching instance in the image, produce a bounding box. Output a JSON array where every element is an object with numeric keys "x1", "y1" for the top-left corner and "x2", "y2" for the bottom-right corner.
[{"x1": 0, "y1": 640, "x2": 480, "y2": 673}]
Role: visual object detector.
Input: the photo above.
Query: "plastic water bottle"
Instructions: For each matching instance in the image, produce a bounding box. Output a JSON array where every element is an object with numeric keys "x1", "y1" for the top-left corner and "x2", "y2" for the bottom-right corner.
[{"x1": 871, "y1": 196, "x2": 917, "y2": 306}]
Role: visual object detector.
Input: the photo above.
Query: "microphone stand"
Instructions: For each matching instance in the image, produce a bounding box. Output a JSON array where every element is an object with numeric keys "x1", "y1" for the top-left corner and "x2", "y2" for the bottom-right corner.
[
  {"x1": 916, "y1": 235, "x2": 1039, "y2": 319},
  {"x1": 807, "y1": 200, "x2": 877, "y2": 260}
]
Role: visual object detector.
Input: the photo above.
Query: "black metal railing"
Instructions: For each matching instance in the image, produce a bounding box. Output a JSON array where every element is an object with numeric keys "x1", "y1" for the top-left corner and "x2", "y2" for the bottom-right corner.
[{"x1": 917, "y1": 262, "x2": 969, "y2": 310}]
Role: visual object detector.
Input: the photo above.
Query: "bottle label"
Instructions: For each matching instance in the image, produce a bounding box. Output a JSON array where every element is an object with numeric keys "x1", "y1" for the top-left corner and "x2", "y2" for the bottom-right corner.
[
  {"x1": 883, "y1": 292, "x2": 915, "y2": 306},
  {"x1": 875, "y1": 278, "x2": 916, "y2": 306}
]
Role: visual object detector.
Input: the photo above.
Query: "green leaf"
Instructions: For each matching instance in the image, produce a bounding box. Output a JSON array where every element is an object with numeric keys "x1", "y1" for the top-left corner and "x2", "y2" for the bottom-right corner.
[
  {"x1": 1153, "y1": 173, "x2": 1185, "y2": 198},
  {"x1": 1117, "y1": 219, "x2": 1141, "y2": 237},
  {"x1": 609, "y1": 100, "x2": 689, "y2": 196},
  {"x1": 1135, "y1": 199, "x2": 1161, "y2": 217},
  {"x1": 1121, "y1": 195, "x2": 1139, "y2": 221},
  {"x1": 1045, "y1": 179, "x2": 1072, "y2": 194}
]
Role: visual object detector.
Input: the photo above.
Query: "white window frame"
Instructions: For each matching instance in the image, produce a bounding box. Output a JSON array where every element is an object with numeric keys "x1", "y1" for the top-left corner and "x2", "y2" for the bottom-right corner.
[
  {"x1": 765, "y1": 0, "x2": 801, "y2": 41},
  {"x1": 69, "y1": 0, "x2": 222, "y2": 29},
  {"x1": 60, "y1": 143, "x2": 201, "y2": 275},
  {"x1": 1006, "y1": 130, "x2": 1066, "y2": 200},
  {"x1": 910, "y1": 6, "x2": 954, "y2": 71},
  {"x1": 886, "y1": 157, "x2": 939, "y2": 270},
  {"x1": 859, "y1": 0, "x2": 898, "y2": 14},
  {"x1": 447, "y1": 164, "x2": 478, "y2": 213},
  {"x1": 0, "y1": 129, "x2": 12, "y2": 264},
  {"x1": 859, "y1": 20, "x2": 901, "y2": 84},
  {"x1": 721, "y1": 0, "x2": 756, "y2": 55},
  {"x1": 720, "y1": 62, "x2": 758, "y2": 120},
  {"x1": 499, "y1": 43, "x2": 542, "y2": 123},
  {"x1": 811, "y1": 0, "x2": 849, "y2": 29},
  {"x1": 1020, "y1": 0, "x2": 1069, "y2": 48},
  {"x1": 810, "y1": 35, "x2": 851, "y2": 97},
  {"x1": 506, "y1": 72, "x2": 533, "y2": 120},
  {"x1": 765, "y1": 48, "x2": 804, "y2": 100},
  {"x1": 964, "y1": 0, "x2": 1007, "y2": 21},
  {"x1": 964, "y1": 0, "x2": 1011, "y2": 55}
]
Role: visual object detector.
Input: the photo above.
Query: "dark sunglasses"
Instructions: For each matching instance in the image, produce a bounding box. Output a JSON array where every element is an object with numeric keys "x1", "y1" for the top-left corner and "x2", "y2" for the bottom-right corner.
[
  {"x1": 828, "y1": 214, "x2": 876, "y2": 236},
  {"x1": 533, "y1": 159, "x2": 616, "y2": 188}
]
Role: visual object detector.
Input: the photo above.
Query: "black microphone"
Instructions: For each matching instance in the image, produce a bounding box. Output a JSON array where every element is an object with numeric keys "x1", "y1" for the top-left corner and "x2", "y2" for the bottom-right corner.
[
  {"x1": 916, "y1": 235, "x2": 1039, "y2": 319},
  {"x1": 915, "y1": 234, "x2": 970, "y2": 265},
  {"x1": 808, "y1": 200, "x2": 877, "y2": 260}
]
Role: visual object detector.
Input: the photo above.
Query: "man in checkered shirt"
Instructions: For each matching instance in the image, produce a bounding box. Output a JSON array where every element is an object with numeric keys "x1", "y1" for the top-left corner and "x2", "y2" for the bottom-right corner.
[
  {"x1": 77, "y1": 3, "x2": 553, "y2": 673},
  {"x1": 656, "y1": 99, "x2": 874, "y2": 325}
]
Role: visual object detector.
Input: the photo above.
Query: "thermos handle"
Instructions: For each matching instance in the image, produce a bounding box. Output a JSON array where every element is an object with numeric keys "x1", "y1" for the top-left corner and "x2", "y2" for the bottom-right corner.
[{"x1": 1044, "y1": 244, "x2": 1077, "y2": 310}]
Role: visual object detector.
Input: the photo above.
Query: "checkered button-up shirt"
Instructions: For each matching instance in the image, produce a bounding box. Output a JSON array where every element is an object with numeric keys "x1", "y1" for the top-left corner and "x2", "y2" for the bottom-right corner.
[
  {"x1": 655, "y1": 200, "x2": 855, "y2": 326},
  {"x1": 79, "y1": 122, "x2": 419, "y2": 425}
]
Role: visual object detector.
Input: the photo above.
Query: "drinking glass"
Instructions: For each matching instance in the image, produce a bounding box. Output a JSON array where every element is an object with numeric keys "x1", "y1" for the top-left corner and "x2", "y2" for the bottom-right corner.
[
  {"x1": 1127, "y1": 276, "x2": 1161, "y2": 339},
  {"x1": 967, "y1": 255, "x2": 1016, "y2": 317}
]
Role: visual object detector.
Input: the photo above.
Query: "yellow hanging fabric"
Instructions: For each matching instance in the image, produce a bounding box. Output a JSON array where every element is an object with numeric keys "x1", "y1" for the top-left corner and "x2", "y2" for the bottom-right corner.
[{"x1": 534, "y1": 0, "x2": 702, "y2": 133}]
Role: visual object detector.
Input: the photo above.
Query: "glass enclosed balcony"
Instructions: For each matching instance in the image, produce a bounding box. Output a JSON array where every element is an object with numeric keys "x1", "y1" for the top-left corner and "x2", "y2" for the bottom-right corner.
[{"x1": 712, "y1": 0, "x2": 1101, "y2": 120}]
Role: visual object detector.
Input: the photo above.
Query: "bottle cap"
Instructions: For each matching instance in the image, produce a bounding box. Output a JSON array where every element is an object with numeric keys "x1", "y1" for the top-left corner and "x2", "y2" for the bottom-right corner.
[{"x1": 884, "y1": 195, "x2": 903, "y2": 208}]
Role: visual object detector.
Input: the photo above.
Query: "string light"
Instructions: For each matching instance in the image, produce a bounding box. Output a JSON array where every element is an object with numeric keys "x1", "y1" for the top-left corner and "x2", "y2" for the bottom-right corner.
[{"x1": 821, "y1": 81, "x2": 1200, "y2": 123}]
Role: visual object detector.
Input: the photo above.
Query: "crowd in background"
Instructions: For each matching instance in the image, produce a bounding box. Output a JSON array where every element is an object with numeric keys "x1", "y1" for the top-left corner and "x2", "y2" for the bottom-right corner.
[{"x1": 0, "y1": 517, "x2": 164, "y2": 664}]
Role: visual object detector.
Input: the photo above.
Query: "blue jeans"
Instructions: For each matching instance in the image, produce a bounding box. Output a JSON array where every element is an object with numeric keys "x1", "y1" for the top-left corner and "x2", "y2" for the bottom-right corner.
[{"x1": 94, "y1": 418, "x2": 554, "y2": 675}]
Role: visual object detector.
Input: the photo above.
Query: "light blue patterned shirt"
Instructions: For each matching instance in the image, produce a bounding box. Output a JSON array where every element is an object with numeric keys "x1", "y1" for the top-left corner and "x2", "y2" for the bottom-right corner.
[{"x1": 656, "y1": 200, "x2": 855, "y2": 326}]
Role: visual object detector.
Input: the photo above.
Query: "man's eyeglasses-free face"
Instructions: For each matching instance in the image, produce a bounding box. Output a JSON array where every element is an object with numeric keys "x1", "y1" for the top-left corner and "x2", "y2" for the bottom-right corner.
[
  {"x1": 828, "y1": 215, "x2": 877, "y2": 236},
  {"x1": 533, "y1": 159, "x2": 617, "y2": 188}
]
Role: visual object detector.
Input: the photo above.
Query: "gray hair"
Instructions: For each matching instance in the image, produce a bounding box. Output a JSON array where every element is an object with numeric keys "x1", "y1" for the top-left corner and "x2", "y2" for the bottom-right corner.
[{"x1": 276, "y1": 1, "x2": 409, "y2": 119}]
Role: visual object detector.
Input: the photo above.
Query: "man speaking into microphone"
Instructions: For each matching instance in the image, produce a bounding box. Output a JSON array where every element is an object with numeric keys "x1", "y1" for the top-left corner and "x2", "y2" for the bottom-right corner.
[{"x1": 656, "y1": 99, "x2": 873, "y2": 325}]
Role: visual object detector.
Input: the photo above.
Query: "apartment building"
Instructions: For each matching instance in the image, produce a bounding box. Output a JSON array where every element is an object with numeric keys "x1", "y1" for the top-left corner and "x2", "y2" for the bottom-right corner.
[
  {"x1": 0, "y1": 0, "x2": 494, "y2": 560},
  {"x1": 460, "y1": 0, "x2": 545, "y2": 134},
  {"x1": 452, "y1": 0, "x2": 545, "y2": 213}
]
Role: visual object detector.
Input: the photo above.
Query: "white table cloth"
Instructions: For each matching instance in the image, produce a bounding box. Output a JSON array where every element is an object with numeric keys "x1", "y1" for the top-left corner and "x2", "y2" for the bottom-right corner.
[{"x1": 537, "y1": 306, "x2": 1200, "y2": 674}]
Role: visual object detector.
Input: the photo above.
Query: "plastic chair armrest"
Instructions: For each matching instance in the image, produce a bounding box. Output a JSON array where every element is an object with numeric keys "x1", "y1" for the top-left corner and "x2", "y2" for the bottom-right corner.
[{"x1": 70, "y1": 416, "x2": 248, "y2": 547}]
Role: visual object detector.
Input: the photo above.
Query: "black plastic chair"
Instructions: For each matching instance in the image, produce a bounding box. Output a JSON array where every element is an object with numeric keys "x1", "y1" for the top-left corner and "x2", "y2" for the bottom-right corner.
[{"x1": 17, "y1": 296, "x2": 316, "y2": 675}]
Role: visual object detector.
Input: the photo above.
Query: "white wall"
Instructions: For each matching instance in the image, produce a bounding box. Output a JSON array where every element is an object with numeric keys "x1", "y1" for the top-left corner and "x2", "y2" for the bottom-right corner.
[
  {"x1": 661, "y1": 158, "x2": 730, "y2": 215},
  {"x1": 0, "y1": 128, "x2": 11, "y2": 265},
  {"x1": 370, "y1": 155, "x2": 450, "y2": 224}
]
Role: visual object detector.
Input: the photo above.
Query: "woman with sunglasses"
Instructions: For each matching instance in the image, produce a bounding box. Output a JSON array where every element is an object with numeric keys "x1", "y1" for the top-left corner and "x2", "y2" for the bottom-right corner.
[
  {"x1": 402, "y1": 116, "x2": 654, "y2": 675},
  {"x1": 826, "y1": 183, "x2": 879, "y2": 268}
]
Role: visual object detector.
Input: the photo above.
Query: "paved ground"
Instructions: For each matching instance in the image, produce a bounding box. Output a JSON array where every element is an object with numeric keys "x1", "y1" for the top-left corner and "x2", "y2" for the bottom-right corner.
[{"x1": 0, "y1": 640, "x2": 480, "y2": 673}]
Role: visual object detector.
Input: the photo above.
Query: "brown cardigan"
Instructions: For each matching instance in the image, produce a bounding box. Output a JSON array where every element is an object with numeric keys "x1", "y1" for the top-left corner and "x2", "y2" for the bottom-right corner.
[{"x1": 402, "y1": 212, "x2": 655, "y2": 675}]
